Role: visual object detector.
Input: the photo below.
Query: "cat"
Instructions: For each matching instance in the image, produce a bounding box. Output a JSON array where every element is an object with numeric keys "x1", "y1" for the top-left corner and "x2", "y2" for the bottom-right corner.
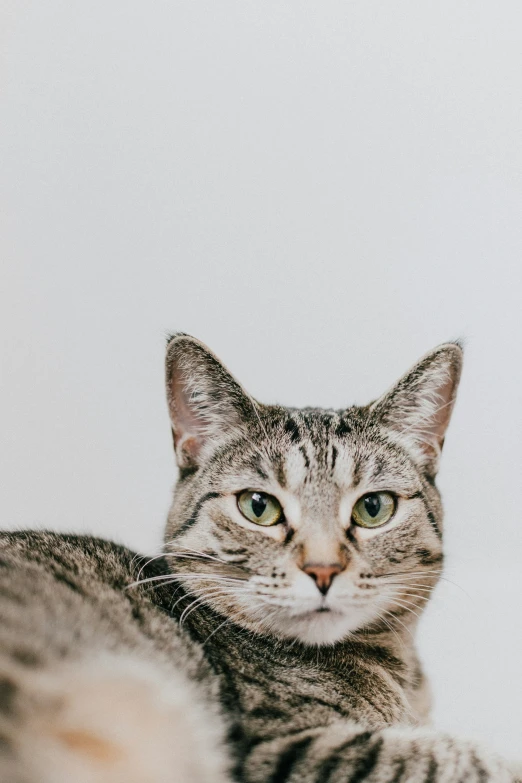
[{"x1": 0, "y1": 333, "x2": 519, "y2": 783}]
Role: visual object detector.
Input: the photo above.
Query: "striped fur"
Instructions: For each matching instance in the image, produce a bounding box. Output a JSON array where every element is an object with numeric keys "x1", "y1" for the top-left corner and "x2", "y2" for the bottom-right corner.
[{"x1": 0, "y1": 335, "x2": 519, "y2": 782}]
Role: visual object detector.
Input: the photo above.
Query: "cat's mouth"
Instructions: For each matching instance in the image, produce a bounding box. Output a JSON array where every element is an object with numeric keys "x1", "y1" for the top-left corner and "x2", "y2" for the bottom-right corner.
[{"x1": 297, "y1": 603, "x2": 340, "y2": 618}]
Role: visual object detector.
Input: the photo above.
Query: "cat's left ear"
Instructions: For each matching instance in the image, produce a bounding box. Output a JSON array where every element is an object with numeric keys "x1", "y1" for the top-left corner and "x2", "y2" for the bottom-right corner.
[
  {"x1": 370, "y1": 343, "x2": 463, "y2": 476},
  {"x1": 165, "y1": 334, "x2": 258, "y2": 470}
]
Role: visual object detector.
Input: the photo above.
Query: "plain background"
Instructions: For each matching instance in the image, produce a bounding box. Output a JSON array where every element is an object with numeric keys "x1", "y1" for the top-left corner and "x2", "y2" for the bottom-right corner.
[{"x1": 1, "y1": 0, "x2": 521, "y2": 760}]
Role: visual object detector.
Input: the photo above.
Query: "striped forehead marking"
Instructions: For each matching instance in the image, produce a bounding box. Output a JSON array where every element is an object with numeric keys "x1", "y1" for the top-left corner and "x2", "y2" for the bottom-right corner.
[
  {"x1": 279, "y1": 412, "x2": 359, "y2": 492},
  {"x1": 283, "y1": 443, "x2": 312, "y2": 491}
]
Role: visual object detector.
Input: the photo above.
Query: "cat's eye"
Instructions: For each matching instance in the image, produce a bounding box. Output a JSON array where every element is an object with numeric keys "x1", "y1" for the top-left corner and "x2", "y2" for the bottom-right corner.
[
  {"x1": 351, "y1": 492, "x2": 396, "y2": 528},
  {"x1": 237, "y1": 491, "x2": 284, "y2": 527}
]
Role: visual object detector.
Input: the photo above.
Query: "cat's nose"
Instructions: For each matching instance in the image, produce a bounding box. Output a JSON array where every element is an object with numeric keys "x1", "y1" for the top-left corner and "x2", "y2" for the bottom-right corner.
[{"x1": 302, "y1": 563, "x2": 343, "y2": 595}]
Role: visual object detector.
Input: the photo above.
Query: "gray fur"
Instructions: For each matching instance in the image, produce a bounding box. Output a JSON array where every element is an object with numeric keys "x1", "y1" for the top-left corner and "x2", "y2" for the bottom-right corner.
[{"x1": 0, "y1": 335, "x2": 519, "y2": 782}]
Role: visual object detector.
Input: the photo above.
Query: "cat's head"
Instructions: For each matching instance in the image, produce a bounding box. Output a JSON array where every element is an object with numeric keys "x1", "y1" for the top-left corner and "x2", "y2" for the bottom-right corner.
[{"x1": 164, "y1": 335, "x2": 462, "y2": 646}]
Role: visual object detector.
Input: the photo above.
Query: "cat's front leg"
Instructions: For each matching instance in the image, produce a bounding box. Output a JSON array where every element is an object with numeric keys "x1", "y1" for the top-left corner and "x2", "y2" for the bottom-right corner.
[{"x1": 243, "y1": 721, "x2": 521, "y2": 782}]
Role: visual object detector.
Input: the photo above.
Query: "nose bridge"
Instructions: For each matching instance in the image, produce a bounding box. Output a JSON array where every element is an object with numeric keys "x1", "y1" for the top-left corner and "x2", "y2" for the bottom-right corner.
[
  {"x1": 298, "y1": 519, "x2": 347, "y2": 568},
  {"x1": 302, "y1": 535, "x2": 338, "y2": 566}
]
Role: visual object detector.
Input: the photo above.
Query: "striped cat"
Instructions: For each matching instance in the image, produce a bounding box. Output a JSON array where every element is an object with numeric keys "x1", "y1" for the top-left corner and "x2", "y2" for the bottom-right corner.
[{"x1": 0, "y1": 334, "x2": 519, "y2": 782}]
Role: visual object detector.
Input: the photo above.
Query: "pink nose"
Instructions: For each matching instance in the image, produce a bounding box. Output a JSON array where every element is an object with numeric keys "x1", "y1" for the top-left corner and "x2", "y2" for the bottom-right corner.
[{"x1": 302, "y1": 563, "x2": 343, "y2": 595}]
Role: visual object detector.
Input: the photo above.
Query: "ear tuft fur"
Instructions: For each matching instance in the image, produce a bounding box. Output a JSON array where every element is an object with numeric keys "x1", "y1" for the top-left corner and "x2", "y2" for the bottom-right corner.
[{"x1": 371, "y1": 343, "x2": 463, "y2": 476}]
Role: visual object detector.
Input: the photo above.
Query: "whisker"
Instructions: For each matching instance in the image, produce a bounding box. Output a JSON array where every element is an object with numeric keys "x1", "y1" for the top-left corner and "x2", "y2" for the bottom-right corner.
[
  {"x1": 436, "y1": 576, "x2": 471, "y2": 599},
  {"x1": 380, "y1": 582, "x2": 435, "y2": 594},
  {"x1": 377, "y1": 569, "x2": 444, "y2": 578},
  {"x1": 385, "y1": 590, "x2": 432, "y2": 602},
  {"x1": 386, "y1": 597, "x2": 425, "y2": 622},
  {"x1": 382, "y1": 571, "x2": 472, "y2": 600},
  {"x1": 255, "y1": 596, "x2": 294, "y2": 608},
  {"x1": 381, "y1": 608, "x2": 415, "y2": 641},
  {"x1": 132, "y1": 552, "x2": 174, "y2": 583},
  {"x1": 171, "y1": 583, "x2": 236, "y2": 613},
  {"x1": 202, "y1": 616, "x2": 233, "y2": 646},
  {"x1": 165, "y1": 546, "x2": 229, "y2": 564},
  {"x1": 376, "y1": 570, "x2": 473, "y2": 597},
  {"x1": 126, "y1": 572, "x2": 249, "y2": 590},
  {"x1": 372, "y1": 612, "x2": 406, "y2": 651},
  {"x1": 179, "y1": 587, "x2": 237, "y2": 625},
  {"x1": 132, "y1": 548, "x2": 231, "y2": 584}
]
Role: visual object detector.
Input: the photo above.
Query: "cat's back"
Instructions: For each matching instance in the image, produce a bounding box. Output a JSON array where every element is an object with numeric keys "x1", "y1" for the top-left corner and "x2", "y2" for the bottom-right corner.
[
  {"x1": 0, "y1": 531, "x2": 230, "y2": 783},
  {"x1": 0, "y1": 531, "x2": 164, "y2": 660}
]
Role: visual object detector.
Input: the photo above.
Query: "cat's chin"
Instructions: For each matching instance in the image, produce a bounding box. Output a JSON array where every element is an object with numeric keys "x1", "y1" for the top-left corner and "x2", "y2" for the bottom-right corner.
[{"x1": 258, "y1": 607, "x2": 376, "y2": 647}]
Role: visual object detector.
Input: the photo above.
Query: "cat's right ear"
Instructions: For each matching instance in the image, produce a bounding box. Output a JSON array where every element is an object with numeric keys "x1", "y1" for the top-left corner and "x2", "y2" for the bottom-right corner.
[{"x1": 165, "y1": 334, "x2": 256, "y2": 470}]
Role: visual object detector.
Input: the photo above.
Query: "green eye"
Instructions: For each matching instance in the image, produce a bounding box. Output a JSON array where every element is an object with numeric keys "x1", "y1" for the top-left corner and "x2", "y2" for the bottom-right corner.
[
  {"x1": 237, "y1": 491, "x2": 283, "y2": 527},
  {"x1": 351, "y1": 492, "x2": 396, "y2": 528}
]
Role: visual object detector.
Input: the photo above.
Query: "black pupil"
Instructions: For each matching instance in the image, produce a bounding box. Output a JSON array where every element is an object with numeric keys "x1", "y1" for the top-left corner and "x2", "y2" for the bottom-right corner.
[
  {"x1": 364, "y1": 494, "x2": 381, "y2": 518},
  {"x1": 251, "y1": 493, "x2": 268, "y2": 518}
]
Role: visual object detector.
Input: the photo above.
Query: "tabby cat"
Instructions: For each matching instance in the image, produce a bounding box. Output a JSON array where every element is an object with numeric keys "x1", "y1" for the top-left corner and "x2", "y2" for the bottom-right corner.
[{"x1": 0, "y1": 334, "x2": 519, "y2": 783}]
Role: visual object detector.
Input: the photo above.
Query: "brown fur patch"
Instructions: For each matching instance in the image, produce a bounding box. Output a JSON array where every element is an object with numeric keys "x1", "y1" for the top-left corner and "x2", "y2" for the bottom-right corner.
[{"x1": 56, "y1": 729, "x2": 124, "y2": 762}]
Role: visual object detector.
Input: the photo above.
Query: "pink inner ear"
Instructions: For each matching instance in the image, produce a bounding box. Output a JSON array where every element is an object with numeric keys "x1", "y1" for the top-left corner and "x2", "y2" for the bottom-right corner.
[
  {"x1": 166, "y1": 334, "x2": 254, "y2": 471},
  {"x1": 169, "y1": 367, "x2": 206, "y2": 466}
]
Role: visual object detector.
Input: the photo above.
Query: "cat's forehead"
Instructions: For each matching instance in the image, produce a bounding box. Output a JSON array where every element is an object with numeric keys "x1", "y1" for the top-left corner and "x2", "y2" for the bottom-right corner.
[
  {"x1": 221, "y1": 406, "x2": 419, "y2": 499},
  {"x1": 277, "y1": 409, "x2": 414, "y2": 489}
]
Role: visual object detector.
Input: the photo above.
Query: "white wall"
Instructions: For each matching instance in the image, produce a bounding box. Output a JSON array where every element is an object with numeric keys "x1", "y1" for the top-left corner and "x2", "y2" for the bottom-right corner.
[{"x1": 1, "y1": 0, "x2": 521, "y2": 760}]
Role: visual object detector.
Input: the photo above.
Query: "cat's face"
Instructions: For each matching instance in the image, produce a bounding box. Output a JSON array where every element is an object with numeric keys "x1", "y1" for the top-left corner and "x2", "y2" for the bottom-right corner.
[{"x1": 163, "y1": 335, "x2": 462, "y2": 646}]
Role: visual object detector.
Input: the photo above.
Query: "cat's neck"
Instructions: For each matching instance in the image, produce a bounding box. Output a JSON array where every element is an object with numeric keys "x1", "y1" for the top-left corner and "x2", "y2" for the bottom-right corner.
[{"x1": 146, "y1": 575, "x2": 427, "y2": 725}]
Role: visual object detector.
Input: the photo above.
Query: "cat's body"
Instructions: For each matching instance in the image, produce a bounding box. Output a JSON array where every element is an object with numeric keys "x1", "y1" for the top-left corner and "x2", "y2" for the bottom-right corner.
[
  {"x1": 0, "y1": 335, "x2": 519, "y2": 782},
  {"x1": 0, "y1": 530, "x2": 422, "y2": 783}
]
